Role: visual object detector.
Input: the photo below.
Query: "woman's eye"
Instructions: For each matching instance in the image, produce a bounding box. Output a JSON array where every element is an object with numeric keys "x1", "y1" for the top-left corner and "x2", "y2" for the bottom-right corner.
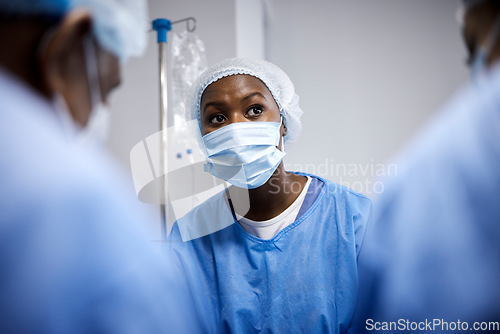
[
  {"x1": 246, "y1": 106, "x2": 263, "y2": 117},
  {"x1": 209, "y1": 114, "x2": 226, "y2": 124}
]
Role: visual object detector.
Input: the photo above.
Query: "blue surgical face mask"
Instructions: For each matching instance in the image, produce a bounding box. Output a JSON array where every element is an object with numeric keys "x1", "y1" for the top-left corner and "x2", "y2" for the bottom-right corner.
[{"x1": 202, "y1": 120, "x2": 285, "y2": 189}]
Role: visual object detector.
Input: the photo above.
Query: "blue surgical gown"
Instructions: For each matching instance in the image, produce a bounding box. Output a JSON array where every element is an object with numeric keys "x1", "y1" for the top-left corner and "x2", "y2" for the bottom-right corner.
[
  {"x1": 168, "y1": 173, "x2": 372, "y2": 333},
  {"x1": 352, "y1": 65, "x2": 500, "y2": 332},
  {"x1": 0, "y1": 67, "x2": 199, "y2": 333}
]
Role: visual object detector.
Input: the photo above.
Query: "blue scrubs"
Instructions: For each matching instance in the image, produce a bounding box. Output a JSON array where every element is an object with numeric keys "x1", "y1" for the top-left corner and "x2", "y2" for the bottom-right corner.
[
  {"x1": 168, "y1": 173, "x2": 372, "y2": 333},
  {"x1": 352, "y1": 65, "x2": 500, "y2": 331},
  {"x1": 0, "y1": 68, "x2": 199, "y2": 333}
]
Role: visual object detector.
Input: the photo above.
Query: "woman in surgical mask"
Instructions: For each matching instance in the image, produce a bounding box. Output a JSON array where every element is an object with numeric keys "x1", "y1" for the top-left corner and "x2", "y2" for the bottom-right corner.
[{"x1": 167, "y1": 58, "x2": 372, "y2": 334}]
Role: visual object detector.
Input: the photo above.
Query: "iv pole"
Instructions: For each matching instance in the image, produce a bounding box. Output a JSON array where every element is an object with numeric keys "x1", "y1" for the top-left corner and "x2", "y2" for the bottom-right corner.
[
  {"x1": 152, "y1": 17, "x2": 196, "y2": 242},
  {"x1": 152, "y1": 19, "x2": 170, "y2": 242}
]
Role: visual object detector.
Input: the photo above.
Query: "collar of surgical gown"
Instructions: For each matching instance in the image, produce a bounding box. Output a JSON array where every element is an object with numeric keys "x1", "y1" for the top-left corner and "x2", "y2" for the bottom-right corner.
[{"x1": 176, "y1": 173, "x2": 323, "y2": 242}]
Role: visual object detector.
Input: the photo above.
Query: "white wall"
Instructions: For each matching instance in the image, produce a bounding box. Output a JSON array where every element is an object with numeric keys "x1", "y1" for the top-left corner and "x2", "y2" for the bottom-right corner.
[
  {"x1": 236, "y1": 0, "x2": 265, "y2": 59},
  {"x1": 265, "y1": 0, "x2": 469, "y2": 195}
]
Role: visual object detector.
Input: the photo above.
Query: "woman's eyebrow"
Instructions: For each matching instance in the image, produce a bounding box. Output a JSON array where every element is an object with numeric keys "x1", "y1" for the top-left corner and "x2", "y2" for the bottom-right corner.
[
  {"x1": 203, "y1": 91, "x2": 268, "y2": 114},
  {"x1": 203, "y1": 101, "x2": 225, "y2": 113},
  {"x1": 242, "y1": 91, "x2": 267, "y2": 102}
]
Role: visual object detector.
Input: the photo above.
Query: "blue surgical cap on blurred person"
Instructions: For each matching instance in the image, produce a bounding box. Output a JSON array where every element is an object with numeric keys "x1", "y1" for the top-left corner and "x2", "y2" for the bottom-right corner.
[
  {"x1": 0, "y1": 0, "x2": 68, "y2": 17},
  {"x1": 0, "y1": 0, "x2": 148, "y2": 63}
]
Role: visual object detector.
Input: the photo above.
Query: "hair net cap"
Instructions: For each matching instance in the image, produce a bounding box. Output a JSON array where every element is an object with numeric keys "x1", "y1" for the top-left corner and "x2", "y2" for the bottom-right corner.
[
  {"x1": 189, "y1": 57, "x2": 304, "y2": 151},
  {"x1": 72, "y1": 0, "x2": 148, "y2": 63},
  {"x1": 0, "y1": 0, "x2": 148, "y2": 63}
]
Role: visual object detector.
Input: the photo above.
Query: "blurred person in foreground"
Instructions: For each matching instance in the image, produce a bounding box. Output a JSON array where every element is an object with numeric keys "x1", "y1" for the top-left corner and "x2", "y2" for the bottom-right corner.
[
  {"x1": 0, "y1": 0, "x2": 198, "y2": 332},
  {"x1": 350, "y1": 1, "x2": 500, "y2": 333}
]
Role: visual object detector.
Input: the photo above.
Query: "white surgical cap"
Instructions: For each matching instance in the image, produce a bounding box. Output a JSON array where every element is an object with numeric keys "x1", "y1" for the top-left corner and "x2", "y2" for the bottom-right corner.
[
  {"x1": 0, "y1": 0, "x2": 148, "y2": 63},
  {"x1": 189, "y1": 57, "x2": 304, "y2": 151}
]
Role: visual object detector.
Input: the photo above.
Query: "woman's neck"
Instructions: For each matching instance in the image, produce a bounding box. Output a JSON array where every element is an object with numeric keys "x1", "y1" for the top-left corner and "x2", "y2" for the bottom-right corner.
[{"x1": 228, "y1": 163, "x2": 308, "y2": 221}]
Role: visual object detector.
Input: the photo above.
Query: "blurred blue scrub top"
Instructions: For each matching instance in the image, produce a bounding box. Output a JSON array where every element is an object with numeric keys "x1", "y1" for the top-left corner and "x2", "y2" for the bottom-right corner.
[
  {"x1": 0, "y1": 68, "x2": 199, "y2": 333},
  {"x1": 168, "y1": 173, "x2": 372, "y2": 333},
  {"x1": 352, "y1": 64, "x2": 500, "y2": 331}
]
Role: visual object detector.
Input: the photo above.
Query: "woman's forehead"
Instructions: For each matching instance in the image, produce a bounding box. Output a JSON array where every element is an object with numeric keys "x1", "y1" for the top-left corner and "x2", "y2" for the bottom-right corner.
[{"x1": 201, "y1": 74, "x2": 273, "y2": 102}]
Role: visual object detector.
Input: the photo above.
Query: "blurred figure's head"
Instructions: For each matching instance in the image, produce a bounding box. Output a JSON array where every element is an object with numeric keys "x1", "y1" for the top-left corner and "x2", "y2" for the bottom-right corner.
[
  {"x1": 0, "y1": 0, "x2": 147, "y2": 127},
  {"x1": 460, "y1": 0, "x2": 500, "y2": 68}
]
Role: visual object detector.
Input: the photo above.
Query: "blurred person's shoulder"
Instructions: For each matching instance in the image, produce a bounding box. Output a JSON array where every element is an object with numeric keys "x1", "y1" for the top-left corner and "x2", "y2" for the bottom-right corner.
[
  {"x1": 0, "y1": 68, "x2": 133, "y2": 205},
  {"x1": 381, "y1": 63, "x2": 500, "y2": 196}
]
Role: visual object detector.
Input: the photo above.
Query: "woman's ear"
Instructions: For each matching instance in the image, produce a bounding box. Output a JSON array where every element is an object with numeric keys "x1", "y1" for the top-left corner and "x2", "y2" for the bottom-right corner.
[
  {"x1": 40, "y1": 9, "x2": 92, "y2": 95},
  {"x1": 281, "y1": 121, "x2": 287, "y2": 137}
]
